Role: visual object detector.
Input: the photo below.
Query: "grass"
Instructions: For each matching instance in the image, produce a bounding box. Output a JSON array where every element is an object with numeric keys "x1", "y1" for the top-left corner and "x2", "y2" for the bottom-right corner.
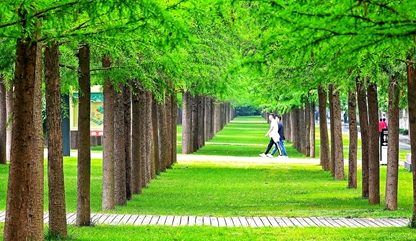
[
  {"x1": 0, "y1": 159, "x2": 413, "y2": 218},
  {"x1": 1, "y1": 115, "x2": 415, "y2": 240}
]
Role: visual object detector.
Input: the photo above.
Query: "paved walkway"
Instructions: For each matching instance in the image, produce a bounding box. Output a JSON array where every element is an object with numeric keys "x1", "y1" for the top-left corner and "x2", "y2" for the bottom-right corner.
[{"x1": 0, "y1": 211, "x2": 409, "y2": 228}]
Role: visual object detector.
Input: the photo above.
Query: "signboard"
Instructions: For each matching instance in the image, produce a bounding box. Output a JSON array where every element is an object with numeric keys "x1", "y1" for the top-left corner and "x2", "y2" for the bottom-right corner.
[
  {"x1": 380, "y1": 128, "x2": 388, "y2": 165},
  {"x1": 70, "y1": 85, "x2": 104, "y2": 137}
]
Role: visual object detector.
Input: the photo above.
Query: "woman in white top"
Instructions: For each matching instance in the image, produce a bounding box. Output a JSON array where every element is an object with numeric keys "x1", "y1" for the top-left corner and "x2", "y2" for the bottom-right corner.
[{"x1": 259, "y1": 113, "x2": 280, "y2": 158}]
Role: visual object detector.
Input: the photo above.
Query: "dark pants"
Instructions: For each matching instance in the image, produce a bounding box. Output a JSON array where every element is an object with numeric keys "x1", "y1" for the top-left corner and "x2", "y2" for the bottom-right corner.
[{"x1": 264, "y1": 138, "x2": 278, "y2": 154}]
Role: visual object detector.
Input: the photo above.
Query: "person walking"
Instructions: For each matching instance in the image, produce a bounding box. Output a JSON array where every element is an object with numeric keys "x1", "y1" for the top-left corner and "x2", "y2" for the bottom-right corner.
[
  {"x1": 270, "y1": 115, "x2": 288, "y2": 158},
  {"x1": 259, "y1": 113, "x2": 279, "y2": 158}
]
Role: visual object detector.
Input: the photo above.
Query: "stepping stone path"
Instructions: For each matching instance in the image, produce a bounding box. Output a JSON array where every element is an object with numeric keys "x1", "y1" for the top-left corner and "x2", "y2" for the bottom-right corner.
[{"x1": 0, "y1": 211, "x2": 409, "y2": 228}]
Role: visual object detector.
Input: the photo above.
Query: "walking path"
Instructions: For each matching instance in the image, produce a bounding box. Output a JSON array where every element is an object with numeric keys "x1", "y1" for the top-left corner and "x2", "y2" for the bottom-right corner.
[{"x1": 0, "y1": 211, "x2": 409, "y2": 228}]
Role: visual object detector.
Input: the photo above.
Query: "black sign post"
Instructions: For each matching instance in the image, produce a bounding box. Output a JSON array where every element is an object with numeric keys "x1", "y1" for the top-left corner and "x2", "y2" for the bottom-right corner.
[{"x1": 380, "y1": 128, "x2": 388, "y2": 165}]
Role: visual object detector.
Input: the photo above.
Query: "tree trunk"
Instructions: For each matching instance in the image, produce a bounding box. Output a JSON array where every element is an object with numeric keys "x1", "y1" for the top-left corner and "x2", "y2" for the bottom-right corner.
[
  {"x1": 131, "y1": 82, "x2": 142, "y2": 194},
  {"x1": 348, "y1": 90, "x2": 358, "y2": 188},
  {"x1": 198, "y1": 95, "x2": 205, "y2": 148},
  {"x1": 165, "y1": 93, "x2": 172, "y2": 168},
  {"x1": 318, "y1": 85, "x2": 330, "y2": 171},
  {"x1": 114, "y1": 85, "x2": 126, "y2": 206},
  {"x1": 214, "y1": 103, "x2": 220, "y2": 135},
  {"x1": 357, "y1": 78, "x2": 370, "y2": 198},
  {"x1": 305, "y1": 104, "x2": 311, "y2": 156},
  {"x1": 152, "y1": 95, "x2": 160, "y2": 173},
  {"x1": 310, "y1": 102, "x2": 316, "y2": 158},
  {"x1": 385, "y1": 74, "x2": 400, "y2": 210},
  {"x1": 124, "y1": 84, "x2": 132, "y2": 201},
  {"x1": 0, "y1": 76, "x2": 6, "y2": 164},
  {"x1": 332, "y1": 87, "x2": 344, "y2": 180},
  {"x1": 367, "y1": 82, "x2": 380, "y2": 204},
  {"x1": 171, "y1": 93, "x2": 178, "y2": 166},
  {"x1": 76, "y1": 44, "x2": 91, "y2": 226},
  {"x1": 407, "y1": 58, "x2": 416, "y2": 227},
  {"x1": 147, "y1": 92, "x2": 155, "y2": 180},
  {"x1": 4, "y1": 37, "x2": 44, "y2": 241},
  {"x1": 102, "y1": 55, "x2": 115, "y2": 210},
  {"x1": 45, "y1": 42, "x2": 67, "y2": 238},
  {"x1": 158, "y1": 101, "x2": 168, "y2": 172},
  {"x1": 204, "y1": 96, "x2": 210, "y2": 141},
  {"x1": 329, "y1": 84, "x2": 335, "y2": 176},
  {"x1": 139, "y1": 88, "x2": 148, "y2": 188},
  {"x1": 191, "y1": 94, "x2": 199, "y2": 152},
  {"x1": 182, "y1": 91, "x2": 192, "y2": 154}
]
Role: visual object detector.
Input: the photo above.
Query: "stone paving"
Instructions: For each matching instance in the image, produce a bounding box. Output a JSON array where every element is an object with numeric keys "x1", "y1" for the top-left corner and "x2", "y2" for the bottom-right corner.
[{"x1": 0, "y1": 211, "x2": 409, "y2": 228}]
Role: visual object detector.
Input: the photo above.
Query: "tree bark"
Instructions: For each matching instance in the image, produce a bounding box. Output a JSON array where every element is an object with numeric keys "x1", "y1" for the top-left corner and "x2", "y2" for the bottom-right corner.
[
  {"x1": 45, "y1": 42, "x2": 67, "y2": 238},
  {"x1": 407, "y1": 58, "x2": 416, "y2": 227},
  {"x1": 76, "y1": 44, "x2": 91, "y2": 226},
  {"x1": 197, "y1": 95, "x2": 205, "y2": 148},
  {"x1": 348, "y1": 90, "x2": 358, "y2": 188},
  {"x1": 367, "y1": 82, "x2": 380, "y2": 204},
  {"x1": 165, "y1": 93, "x2": 173, "y2": 168},
  {"x1": 171, "y1": 94, "x2": 178, "y2": 165},
  {"x1": 152, "y1": 95, "x2": 160, "y2": 173},
  {"x1": 182, "y1": 91, "x2": 192, "y2": 154},
  {"x1": 305, "y1": 104, "x2": 311, "y2": 156},
  {"x1": 139, "y1": 88, "x2": 148, "y2": 188},
  {"x1": 124, "y1": 84, "x2": 132, "y2": 201},
  {"x1": 357, "y1": 78, "x2": 370, "y2": 198},
  {"x1": 318, "y1": 85, "x2": 330, "y2": 171},
  {"x1": 385, "y1": 74, "x2": 400, "y2": 210},
  {"x1": 158, "y1": 101, "x2": 168, "y2": 172},
  {"x1": 310, "y1": 101, "x2": 316, "y2": 158},
  {"x1": 102, "y1": 55, "x2": 115, "y2": 210},
  {"x1": 332, "y1": 87, "x2": 344, "y2": 180},
  {"x1": 131, "y1": 82, "x2": 142, "y2": 195},
  {"x1": 191, "y1": 94, "x2": 199, "y2": 152},
  {"x1": 114, "y1": 84, "x2": 126, "y2": 206},
  {"x1": 147, "y1": 92, "x2": 155, "y2": 180},
  {"x1": 329, "y1": 84, "x2": 335, "y2": 176},
  {"x1": 4, "y1": 37, "x2": 44, "y2": 241},
  {"x1": 0, "y1": 76, "x2": 6, "y2": 165}
]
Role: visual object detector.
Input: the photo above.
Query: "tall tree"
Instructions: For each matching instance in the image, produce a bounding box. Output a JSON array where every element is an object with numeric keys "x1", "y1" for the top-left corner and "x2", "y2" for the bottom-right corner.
[
  {"x1": 4, "y1": 36, "x2": 44, "y2": 241},
  {"x1": 147, "y1": 92, "x2": 155, "y2": 179},
  {"x1": 328, "y1": 85, "x2": 335, "y2": 175},
  {"x1": 170, "y1": 94, "x2": 178, "y2": 166},
  {"x1": 182, "y1": 91, "x2": 192, "y2": 154},
  {"x1": 124, "y1": 85, "x2": 132, "y2": 200},
  {"x1": 114, "y1": 84, "x2": 126, "y2": 206},
  {"x1": 310, "y1": 102, "x2": 316, "y2": 158},
  {"x1": 332, "y1": 87, "x2": 344, "y2": 180},
  {"x1": 76, "y1": 44, "x2": 91, "y2": 226},
  {"x1": 45, "y1": 42, "x2": 67, "y2": 238},
  {"x1": 408, "y1": 57, "x2": 416, "y2": 227},
  {"x1": 367, "y1": 82, "x2": 380, "y2": 205},
  {"x1": 158, "y1": 101, "x2": 168, "y2": 172},
  {"x1": 131, "y1": 82, "x2": 142, "y2": 195},
  {"x1": 357, "y1": 79, "x2": 370, "y2": 198},
  {"x1": 139, "y1": 88, "x2": 148, "y2": 188},
  {"x1": 348, "y1": 90, "x2": 358, "y2": 188},
  {"x1": 102, "y1": 55, "x2": 115, "y2": 210},
  {"x1": 385, "y1": 73, "x2": 400, "y2": 210}
]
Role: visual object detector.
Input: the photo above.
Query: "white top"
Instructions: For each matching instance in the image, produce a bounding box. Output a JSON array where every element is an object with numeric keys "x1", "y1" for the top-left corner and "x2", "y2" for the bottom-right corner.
[{"x1": 269, "y1": 119, "x2": 280, "y2": 143}]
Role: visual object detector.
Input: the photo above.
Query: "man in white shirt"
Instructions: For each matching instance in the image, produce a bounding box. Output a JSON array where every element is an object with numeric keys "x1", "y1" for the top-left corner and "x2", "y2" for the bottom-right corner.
[{"x1": 259, "y1": 113, "x2": 280, "y2": 158}]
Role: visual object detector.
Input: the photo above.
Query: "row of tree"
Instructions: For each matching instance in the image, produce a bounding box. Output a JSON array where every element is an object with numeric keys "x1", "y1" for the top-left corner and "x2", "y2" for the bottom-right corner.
[
  {"x1": 0, "y1": 1, "x2": 246, "y2": 240},
  {"x1": 243, "y1": 0, "x2": 416, "y2": 227}
]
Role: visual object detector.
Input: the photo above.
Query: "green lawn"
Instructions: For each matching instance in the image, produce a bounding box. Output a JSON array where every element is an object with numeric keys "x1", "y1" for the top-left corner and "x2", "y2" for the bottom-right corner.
[{"x1": 1, "y1": 115, "x2": 415, "y2": 240}]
